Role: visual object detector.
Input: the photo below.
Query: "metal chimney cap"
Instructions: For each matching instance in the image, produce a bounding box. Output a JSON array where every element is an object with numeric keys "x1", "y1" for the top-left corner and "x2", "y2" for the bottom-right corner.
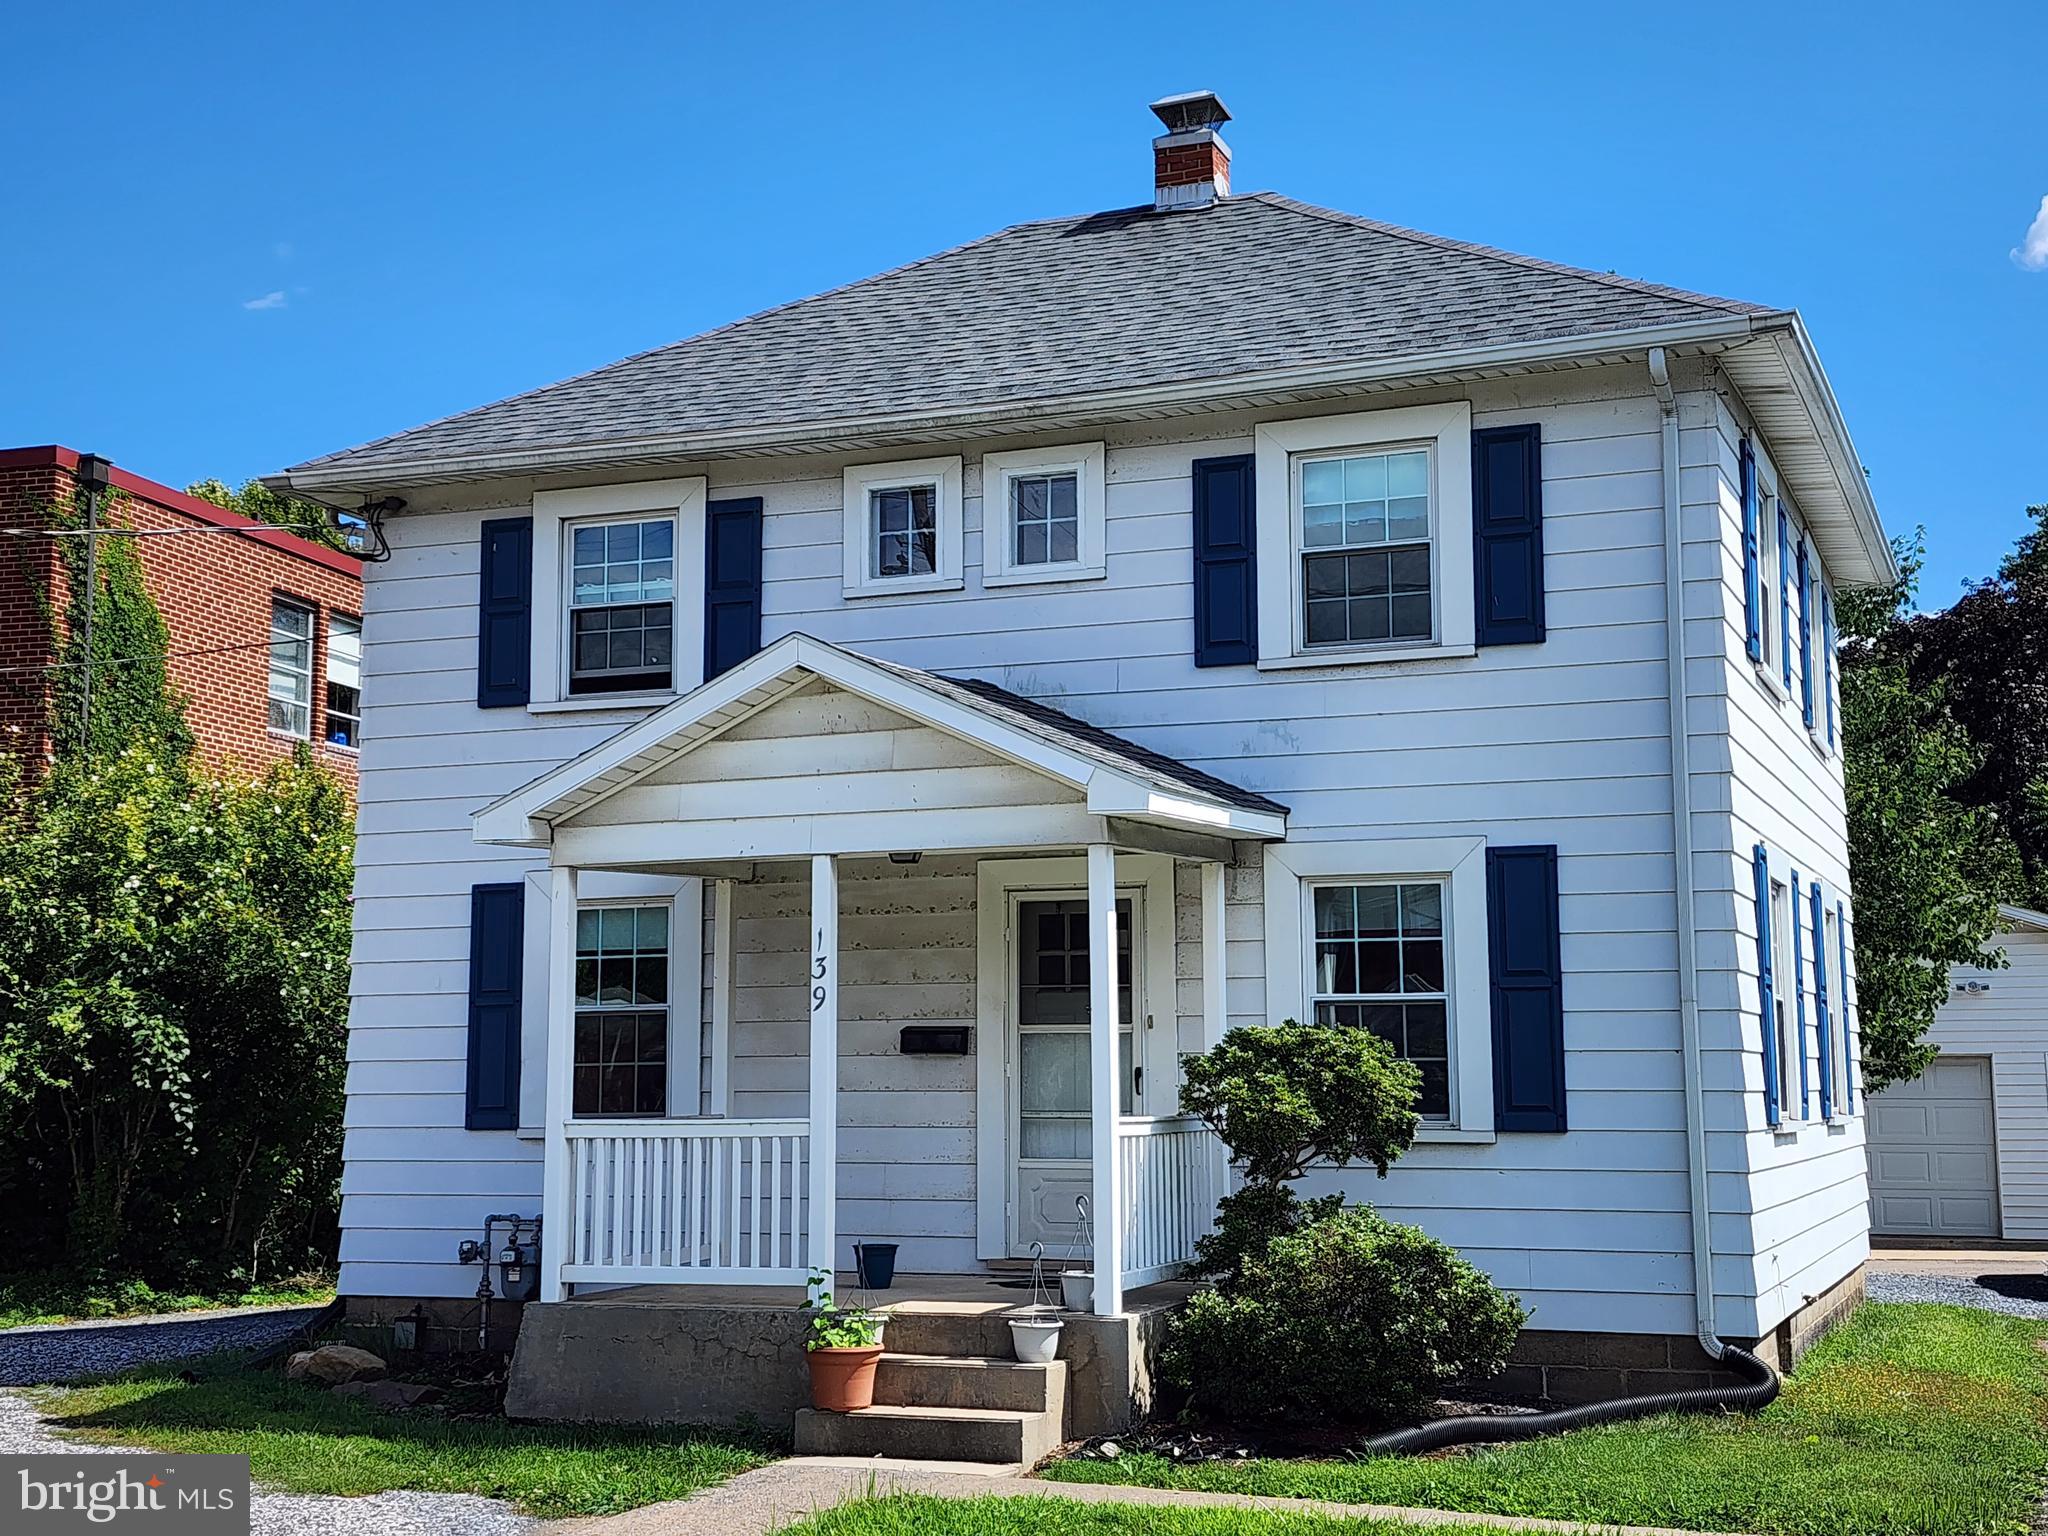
[{"x1": 1149, "y1": 91, "x2": 1231, "y2": 134}]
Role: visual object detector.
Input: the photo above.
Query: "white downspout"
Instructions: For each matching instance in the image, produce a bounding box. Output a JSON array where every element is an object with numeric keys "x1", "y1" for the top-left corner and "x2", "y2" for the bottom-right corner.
[{"x1": 1649, "y1": 347, "x2": 1728, "y2": 1362}]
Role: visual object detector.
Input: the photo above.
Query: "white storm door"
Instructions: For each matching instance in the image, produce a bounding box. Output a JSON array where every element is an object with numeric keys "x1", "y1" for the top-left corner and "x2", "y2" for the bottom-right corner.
[{"x1": 1008, "y1": 894, "x2": 1139, "y2": 1256}]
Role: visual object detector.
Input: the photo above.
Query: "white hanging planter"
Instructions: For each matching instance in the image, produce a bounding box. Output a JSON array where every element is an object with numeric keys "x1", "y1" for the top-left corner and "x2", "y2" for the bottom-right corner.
[
  {"x1": 1009, "y1": 1310, "x2": 1064, "y2": 1363},
  {"x1": 1060, "y1": 1271, "x2": 1094, "y2": 1312}
]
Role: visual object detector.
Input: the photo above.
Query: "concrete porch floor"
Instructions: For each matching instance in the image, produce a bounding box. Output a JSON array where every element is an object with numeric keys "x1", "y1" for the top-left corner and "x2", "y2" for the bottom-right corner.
[{"x1": 577, "y1": 1270, "x2": 1192, "y2": 1313}]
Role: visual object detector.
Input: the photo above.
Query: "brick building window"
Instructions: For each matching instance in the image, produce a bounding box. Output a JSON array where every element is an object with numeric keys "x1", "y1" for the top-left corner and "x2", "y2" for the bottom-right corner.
[
  {"x1": 326, "y1": 614, "x2": 363, "y2": 747},
  {"x1": 268, "y1": 598, "x2": 314, "y2": 738}
]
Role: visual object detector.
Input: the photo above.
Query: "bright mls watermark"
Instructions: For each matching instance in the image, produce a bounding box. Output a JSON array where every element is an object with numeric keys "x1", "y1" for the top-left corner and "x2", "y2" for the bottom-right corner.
[{"x1": 4, "y1": 1455, "x2": 248, "y2": 1533}]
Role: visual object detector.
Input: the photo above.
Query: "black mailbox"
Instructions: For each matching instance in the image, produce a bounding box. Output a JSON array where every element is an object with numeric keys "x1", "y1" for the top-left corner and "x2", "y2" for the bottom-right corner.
[{"x1": 900, "y1": 1025, "x2": 971, "y2": 1055}]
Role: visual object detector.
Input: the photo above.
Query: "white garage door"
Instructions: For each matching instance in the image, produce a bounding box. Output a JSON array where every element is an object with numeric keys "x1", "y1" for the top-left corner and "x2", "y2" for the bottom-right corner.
[{"x1": 1866, "y1": 1055, "x2": 2000, "y2": 1237}]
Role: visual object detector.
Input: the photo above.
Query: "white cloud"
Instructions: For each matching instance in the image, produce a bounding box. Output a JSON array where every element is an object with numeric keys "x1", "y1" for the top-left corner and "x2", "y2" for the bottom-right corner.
[
  {"x1": 242, "y1": 290, "x2": 287, "y2": 311},
  {"x1": 2013, "y1": 195, "x2": 2048, "y2": 271}
]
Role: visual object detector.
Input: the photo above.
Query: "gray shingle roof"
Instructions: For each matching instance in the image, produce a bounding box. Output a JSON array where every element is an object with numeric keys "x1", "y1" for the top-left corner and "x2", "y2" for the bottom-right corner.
[{"x1": 293, "y1": 192, "x2": 1773, "y2": 476}]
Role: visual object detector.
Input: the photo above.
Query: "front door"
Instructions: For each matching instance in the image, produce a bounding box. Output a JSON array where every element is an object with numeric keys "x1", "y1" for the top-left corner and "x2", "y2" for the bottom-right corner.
[{"x1": 1008, "y1": 894, "x2": 1141, "y2": 1255}]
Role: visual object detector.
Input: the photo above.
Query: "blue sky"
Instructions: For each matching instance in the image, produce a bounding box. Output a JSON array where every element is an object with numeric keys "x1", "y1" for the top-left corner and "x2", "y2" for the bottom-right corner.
[{"x1": 3, "y1": 2, "x2": 2040, "y2": 602}]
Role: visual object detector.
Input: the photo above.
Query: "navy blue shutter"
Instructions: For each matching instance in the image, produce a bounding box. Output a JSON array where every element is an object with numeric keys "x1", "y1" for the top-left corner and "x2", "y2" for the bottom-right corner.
[
  {"x1": 1822, "y1": 591, "x2": 1837, "y2": 748},
  {"x1": 1811, "y1": 881, "x2": 1833, "y2": 1120},
  {"x1": 703, "y1": 496, "x2": 764, "y2": 681},
  {"x1": 1837, "y1": 900, "x2": 1854, "y2": 1110},
  {"x1": 1790, "y1": 865, "x2": 1808, "y2": 1117},
  {"x1": 1472, "y1": 424, "x2": 1546, "y2": 646},
  {"x1": 477, "y1": 516, "x2": 533, "y2": 708},
  {"x1": 1486, "y1": 845, "x2": 1566, "y2": 1132},
  {"x1": 1752, "y1": 845, "x2": 1781, "y2": 1128},
  {"x1": 1192, "y1": 455, "x2": 1257, "y2": 667},
  {"x1": 1740, "y1": 440, "x2": 1761, "y2": 663},
  {"x1": 1797, "y1": 540, "x2": 1815, "y2": 729},
  {"x1": 466, "y1": 882, "x2": 525, "y2": 1130},
  {"x1": 1777, "y1": 510, "x2": 1794, "y2": 689}
]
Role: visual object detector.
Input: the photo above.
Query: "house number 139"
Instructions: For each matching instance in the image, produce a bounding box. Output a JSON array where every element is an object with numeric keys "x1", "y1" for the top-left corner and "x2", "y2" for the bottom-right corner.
[{"x1": 811, "y1": 933, "x2": 829, "y2": 1013}]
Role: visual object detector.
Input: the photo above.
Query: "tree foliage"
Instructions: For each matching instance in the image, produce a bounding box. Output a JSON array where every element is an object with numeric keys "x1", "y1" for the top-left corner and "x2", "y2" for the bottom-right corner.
[
  {"x1": 1883, "y1": 505, "x2": 2048, "y2": 910},
  {"x1": 0, "y1": 746, "x2": 353, "y2": 1279},
  {"x1": 0, "y1": 506, "x2": 352, "y2": 1286},
  {"x1": 1839, "y1": 531, "x2": 2018, "y2": 1090},
  {"x1": 186, "y1": 477, "x2": 358, "y2": 554}
]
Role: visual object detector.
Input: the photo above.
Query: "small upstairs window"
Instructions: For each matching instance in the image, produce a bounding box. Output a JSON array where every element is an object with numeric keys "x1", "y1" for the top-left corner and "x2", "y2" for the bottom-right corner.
[
  {"x1": 326, "y1": 614, "x2": 363, "y2": 747},
  {"x1": 268, "y1": 597, "x2": 314, "y2": 737},
  {"x1": 568, "y1": 517, "x2": 674, "y2": 696},
  {"x1": 982, "y1": 444, "x2": 1107, "y2": 586},
  {"x1": 870, "y1": 485, "x2": 937, "y2": 579},
  {"x1": 842, "y1": 457, "x2": 963, "y2": 597}
]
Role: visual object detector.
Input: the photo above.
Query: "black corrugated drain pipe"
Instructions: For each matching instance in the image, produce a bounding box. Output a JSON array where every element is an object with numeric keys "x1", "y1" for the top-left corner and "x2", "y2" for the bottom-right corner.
[{"x1": 1362, "y1": 1344, "x2": 1779, "y2": 1457}]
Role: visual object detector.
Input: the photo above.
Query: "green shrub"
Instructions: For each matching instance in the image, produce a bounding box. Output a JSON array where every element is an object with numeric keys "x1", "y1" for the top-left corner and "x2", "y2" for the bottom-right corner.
[
  {"x1": 1187, "y1": 1183, "x2": 1342, "y2": 1286},
  {"x1": 1166, "y1": 1206, "x2": 1527, "y2": 1426},
  {"x1": 1179, "y1": 1022, "x2": 1422, "y2": 1185}
]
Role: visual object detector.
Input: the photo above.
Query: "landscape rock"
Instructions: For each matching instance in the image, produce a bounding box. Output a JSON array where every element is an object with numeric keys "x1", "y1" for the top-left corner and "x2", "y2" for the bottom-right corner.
[{"x1": 285, "y1": 1344, "x2": 388, "y2": 1385}]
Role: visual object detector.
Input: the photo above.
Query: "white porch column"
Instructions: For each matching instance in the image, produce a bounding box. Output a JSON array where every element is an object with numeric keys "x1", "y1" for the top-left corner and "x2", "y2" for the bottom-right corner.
[
  {"x1": 1200, "y1": 859, "x2": 1231, "y2": 1235},
  {"x1": 1088, "y1": 842, "x2": 1124, "y2": 1317},
  {"x1": 540, "y1": 863, "x2": 580, "y2": 1303},
  {"x1": 1200, "y1": 861, "x2": 1227, "y2": 1051},
  {"x1": 808, "y1": 853, "x2": 839, "y2": 1299}
]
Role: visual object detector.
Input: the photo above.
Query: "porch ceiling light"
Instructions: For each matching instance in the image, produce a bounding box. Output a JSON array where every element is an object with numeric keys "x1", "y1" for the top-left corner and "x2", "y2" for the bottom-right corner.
[{"x1": 888, "y1": 851, "x2": 923, "y2": 865}]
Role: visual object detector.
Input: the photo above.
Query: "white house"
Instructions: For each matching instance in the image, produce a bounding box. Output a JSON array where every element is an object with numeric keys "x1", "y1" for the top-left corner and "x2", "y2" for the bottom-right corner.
[
  {"x1": 1867, "y1": 906, "x2": 2048, "y2": 1240},
  {"x1": 278, "y1": 94, "x2": 1889, "y2": 1444}
]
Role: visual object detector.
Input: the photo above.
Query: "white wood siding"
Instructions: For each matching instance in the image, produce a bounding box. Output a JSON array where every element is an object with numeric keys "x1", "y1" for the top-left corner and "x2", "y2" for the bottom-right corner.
[
  {"x1": 341, "y1": 359, "x2": 1859, "y2": 1337},
  {"x1": 1703, "y1": 390, "x2": 1869, "y2": 1338}
]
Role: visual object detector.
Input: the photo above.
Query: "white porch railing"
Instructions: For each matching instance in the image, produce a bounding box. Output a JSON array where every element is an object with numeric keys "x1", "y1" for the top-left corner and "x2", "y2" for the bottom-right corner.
[
  {"x1": 1116, "y1": 1115, "x2": 1222, "y2": 1288},
  {"x1": 561, "y1": 1118, "x2": 811, "y2": 1285}
]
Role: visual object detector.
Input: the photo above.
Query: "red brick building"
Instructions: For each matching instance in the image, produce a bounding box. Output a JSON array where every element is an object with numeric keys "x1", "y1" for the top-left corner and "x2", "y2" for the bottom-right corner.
[{"x1": 0, "y1": 446, "x2": 362, "y2": 787}]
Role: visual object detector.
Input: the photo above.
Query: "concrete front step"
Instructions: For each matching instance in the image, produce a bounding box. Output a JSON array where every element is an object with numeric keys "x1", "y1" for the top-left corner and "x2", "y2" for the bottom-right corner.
[
  {"x1": 875, "y1": 1353, "x2": 1065, "y2": 1414},
  {"x1": 793, "y1": 1403, "x2": 1064, "y2": 1465},
  {"x1": 878, "y1": 1309, "x2": 1032, "y2": 1358}
]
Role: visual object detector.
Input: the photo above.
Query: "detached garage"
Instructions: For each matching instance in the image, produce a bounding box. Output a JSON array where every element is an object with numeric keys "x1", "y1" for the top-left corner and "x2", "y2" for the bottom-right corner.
[{"x1": 1866, "y1": 906, "x2": 2048, "y2": 1240}]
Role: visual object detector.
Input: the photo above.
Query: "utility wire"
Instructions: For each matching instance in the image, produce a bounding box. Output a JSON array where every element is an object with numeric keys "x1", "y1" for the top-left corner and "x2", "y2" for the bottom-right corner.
[
  {"x1": 0, "y1": 635, "x2": 290, "y2": 677},
  {"x1": 0, "y1": 523, "x2": 344, "y2": 539}
]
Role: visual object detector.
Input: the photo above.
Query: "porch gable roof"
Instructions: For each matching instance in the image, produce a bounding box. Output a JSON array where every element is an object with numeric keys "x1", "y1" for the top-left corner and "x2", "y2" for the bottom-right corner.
[{"x1": 472, "y1": 634, "x2": 1288, "y2": 848}]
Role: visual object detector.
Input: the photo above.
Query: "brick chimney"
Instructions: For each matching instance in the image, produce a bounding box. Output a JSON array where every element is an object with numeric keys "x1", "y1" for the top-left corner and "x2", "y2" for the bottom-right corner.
[{"x1": 1150, "y1": 91, "x2": 1231, "y2": 211}]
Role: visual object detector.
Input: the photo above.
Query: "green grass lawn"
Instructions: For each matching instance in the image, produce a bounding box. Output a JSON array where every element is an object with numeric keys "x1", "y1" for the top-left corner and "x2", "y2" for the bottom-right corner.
[
  {"x1": 776, "y1": 1493, "x2": 1515, "y2": 1536},
  {"x1": 37, "y1": 1365, "x2": 778, "y2": 1519},
  {"x1": 0, "y1": 1272, "x2": 334, "y2": 1330},
  {"x1": 1045, "y1": 1303, "x2": 2048, "y2": 1536}
]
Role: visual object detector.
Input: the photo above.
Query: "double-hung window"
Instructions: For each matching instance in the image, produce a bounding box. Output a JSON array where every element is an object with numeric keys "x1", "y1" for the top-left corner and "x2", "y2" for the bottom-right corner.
[
  {"x1": 267, "y1": 597, "x2": 314, "y2": 737},
  {"x1": 572, "y1": 904, "x2": 671, "y2": 1117},
  {"x1": 1254, "y1": 403, "x2": 1474, "y2": 666},
  {"x1": 871, "y1": 486, "x2": 937, "y2": 580},
  {"x1": 1309, "y1": 881, "x2": 1450, "y2": 1118},
  {"x1": 325, "y1": 614, "x2": 363, "y2": 746},
  {"x1": 1770, "y1": 877, "x2": 1800, "y2": 1121},
  {"x1": 567, "y1": 517, "x2": 675, "y2": 695},
  {"x1": 1299, "y1": 448, "x2": 1433, "y2": 647}
]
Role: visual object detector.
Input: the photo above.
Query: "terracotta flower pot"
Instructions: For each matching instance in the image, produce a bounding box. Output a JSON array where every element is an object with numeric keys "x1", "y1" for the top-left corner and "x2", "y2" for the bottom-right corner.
[{"x1": 806, "y1": 1345, "x2": 885, "y2": 1412}]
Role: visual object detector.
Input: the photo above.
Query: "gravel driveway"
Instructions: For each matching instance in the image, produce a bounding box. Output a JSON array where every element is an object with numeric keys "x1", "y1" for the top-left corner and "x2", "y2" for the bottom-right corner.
[
  {"x1": 1868, "y1": 1268, "x2": 2048, "y2": 1319},
  {"x1": 0, "y1": 1309, "x2": 534, "y2": 1535},
  {"x1": 0, "y1": 1304, "x2": 326, "y2": 1386}
]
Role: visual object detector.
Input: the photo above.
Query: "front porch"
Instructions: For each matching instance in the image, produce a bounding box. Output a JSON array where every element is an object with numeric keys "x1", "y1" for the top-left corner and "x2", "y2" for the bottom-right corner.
[{"x1": 475, "y1": 636, "x2": 1286, "y2": 1325}]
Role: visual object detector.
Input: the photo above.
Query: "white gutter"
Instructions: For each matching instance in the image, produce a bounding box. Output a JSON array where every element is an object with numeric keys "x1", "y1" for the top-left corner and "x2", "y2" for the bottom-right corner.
[
  {"x1": 274, "y1": 313, "x2": 1776, "y2": 493},
  {"x1": 1648, "y1": 346, "x2": 1727, "y2": 1362}
]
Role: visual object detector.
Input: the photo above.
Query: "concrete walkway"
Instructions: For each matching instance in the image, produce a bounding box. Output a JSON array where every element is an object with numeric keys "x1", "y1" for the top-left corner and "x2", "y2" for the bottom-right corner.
[
  {"x1": 536, "y1": 1457, "x2": 1757, "y2": 1536},
  {"x1": 1868, "y1": 1241, "x2": 2048, "y2": 1277}
]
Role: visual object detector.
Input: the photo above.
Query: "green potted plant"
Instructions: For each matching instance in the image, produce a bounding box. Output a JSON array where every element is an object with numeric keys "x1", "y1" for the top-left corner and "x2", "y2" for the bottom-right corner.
[{"x1": 799, "y1": 1269, "x2": 888, "y2": 1412}]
